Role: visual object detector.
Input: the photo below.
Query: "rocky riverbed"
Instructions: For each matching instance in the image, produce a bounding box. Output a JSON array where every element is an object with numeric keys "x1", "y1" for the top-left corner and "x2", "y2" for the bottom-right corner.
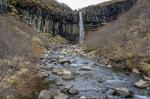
[{"x1": 39, "y1": 45, "x2": 150, "y2": 99}]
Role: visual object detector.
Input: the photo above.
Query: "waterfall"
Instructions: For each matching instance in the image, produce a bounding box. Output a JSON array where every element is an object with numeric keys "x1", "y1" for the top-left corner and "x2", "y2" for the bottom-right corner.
[{"x1": 79, "y1": 12, "x2": 85, "y2": 43}]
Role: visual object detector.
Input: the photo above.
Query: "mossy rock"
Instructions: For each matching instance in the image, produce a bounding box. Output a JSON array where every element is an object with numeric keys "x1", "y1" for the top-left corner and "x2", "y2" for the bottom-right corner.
[
  {"x1": 9, "y1": 0, "x2": 62, "y2": 12},
  {"x1": 137, "y1": 63, "x2": 150, "y2": 76}
]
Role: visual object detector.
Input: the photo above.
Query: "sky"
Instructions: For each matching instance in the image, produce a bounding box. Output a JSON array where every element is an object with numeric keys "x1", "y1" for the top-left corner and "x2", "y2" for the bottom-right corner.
[{"x1": 57, "y1": 0, "x2": 110, "y2": 10}]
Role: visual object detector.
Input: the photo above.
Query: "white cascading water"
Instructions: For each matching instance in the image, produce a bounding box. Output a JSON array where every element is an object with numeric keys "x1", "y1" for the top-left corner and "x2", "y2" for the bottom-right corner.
[{"x1": 79, "y1": 12, "x2": 85, "y2": 43}]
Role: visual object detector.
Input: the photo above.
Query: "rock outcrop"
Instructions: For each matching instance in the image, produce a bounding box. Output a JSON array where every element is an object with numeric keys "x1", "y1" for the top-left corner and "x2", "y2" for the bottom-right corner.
[
  {"x1": 1, "y1": 0, "x2": 137, "y2": 42},
  {"x1": 0, "y1": 0, "x2": 8, "y2": 12},
  {"x1": 81, "y1": 0, "x2": 137, "y2": 32},
  {"x1": 7, "y1": 0, "x2": 79, "y2": 41}
]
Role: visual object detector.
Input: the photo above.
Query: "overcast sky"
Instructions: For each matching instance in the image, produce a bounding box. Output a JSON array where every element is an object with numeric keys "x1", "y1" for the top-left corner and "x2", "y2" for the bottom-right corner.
[{"x1": 57, "y1": 0, "x2": 110, "y2": 10}]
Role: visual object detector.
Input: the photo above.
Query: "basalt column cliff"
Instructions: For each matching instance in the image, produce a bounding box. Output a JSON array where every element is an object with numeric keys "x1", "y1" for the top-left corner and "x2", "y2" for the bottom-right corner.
[
  {"x1": 1, "y1": 0, "x2": 79, "y2": 41},
  {"x1": 81, "y1": 0, "x2": 137, "y2": 32},
  {"x1": 0, "y1": 0, "x2": 137, "y2": 42}
]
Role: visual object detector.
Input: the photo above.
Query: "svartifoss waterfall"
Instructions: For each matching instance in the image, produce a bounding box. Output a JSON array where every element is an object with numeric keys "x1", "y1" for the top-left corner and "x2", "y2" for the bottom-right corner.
[{"x1": 79, "y1": 12, "x2": 85, "y2": 43}]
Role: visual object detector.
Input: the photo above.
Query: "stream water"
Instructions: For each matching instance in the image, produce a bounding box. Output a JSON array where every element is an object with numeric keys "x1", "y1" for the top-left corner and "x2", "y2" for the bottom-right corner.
[{"x1": 41, "y1": 45, "x2": 150, "y2": 99}]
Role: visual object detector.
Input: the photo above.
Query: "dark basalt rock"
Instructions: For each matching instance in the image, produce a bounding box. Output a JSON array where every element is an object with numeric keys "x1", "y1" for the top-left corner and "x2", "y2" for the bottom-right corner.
[
  {"x1": 1, "y1": 0, "x2": 137, "y2": 42},
  {"x1": 80, "y1": 0, "x2": 137, "y2": 32},
  {"x1": 15, "y1": 6, "x2": 79, "y2": 42},
  {"x1": 0, "y1": 0, "x2": 8, "y2": 13}
]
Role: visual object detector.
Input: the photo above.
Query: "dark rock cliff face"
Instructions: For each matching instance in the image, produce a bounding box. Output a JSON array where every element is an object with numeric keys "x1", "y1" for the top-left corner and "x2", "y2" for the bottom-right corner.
[
  {"x1": 0, "y1": 0, "x2": 8, "y2": 12},
  {"x1": 15, "y1": 4, "x2": 79, "y2": 41},
  {"x1": 0, "y1": 0, "x2": 79, "y2": 41},
  {"x1": 1, "y1": 0, "x2": 137, "y2": 42},
  {"x1": 18, "y1": 8, "x2": 79, "y2": 41},
  {"x1": 81, "y1": 0, "x2": 137, "y2": 32}
]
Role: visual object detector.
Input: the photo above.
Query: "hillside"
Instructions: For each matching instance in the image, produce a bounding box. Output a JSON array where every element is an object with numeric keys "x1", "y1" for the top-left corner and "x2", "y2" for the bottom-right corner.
[
  {"x1": 0, "y1": 13, "x2": 68, "y2": 99},
  {"x1": 84, "y1": 0, "x2": 150, "y2": 75},
  {"x1": 0, "y1": 0, "x2": 68, "y2": 99}
]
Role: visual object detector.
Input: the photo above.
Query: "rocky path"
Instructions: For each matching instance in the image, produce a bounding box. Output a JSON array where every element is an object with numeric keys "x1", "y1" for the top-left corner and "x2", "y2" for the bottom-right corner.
[{"x1": 39, "y1": 45, "x2": 150, "y2": 99}]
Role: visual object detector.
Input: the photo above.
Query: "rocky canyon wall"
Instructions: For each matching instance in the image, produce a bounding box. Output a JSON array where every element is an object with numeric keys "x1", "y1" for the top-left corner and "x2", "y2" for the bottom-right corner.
[
  {"x1": 18, "y1": 8, "x2": 79, "y2": 41},
  {"x1": 0, "y1": 0, "x2": 8, "y2": 12},
  {"x1": 15, "y1": 3, "x2": 79, "y2": 41},
  {"x1": 0, "y1": 0, "x2": 79, "y2": 41},
  {"x1": 0, "y1": 0, "x2": 137, "y2": 42},
  {"x1": 81, "y1": 0, "x2": 137, "y2": 32}
]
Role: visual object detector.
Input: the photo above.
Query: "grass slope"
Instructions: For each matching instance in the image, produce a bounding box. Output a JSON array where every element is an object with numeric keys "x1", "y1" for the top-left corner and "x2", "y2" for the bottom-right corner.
[{"x1": 84, "y1": 0, "x2": 150, "y2": 75}]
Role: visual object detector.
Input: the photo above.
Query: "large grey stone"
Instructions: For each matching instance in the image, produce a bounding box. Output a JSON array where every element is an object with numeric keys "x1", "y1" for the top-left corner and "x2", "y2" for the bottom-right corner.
[
  {"x1": 143, "y1": 76, "x2": 150, "y2": 81},
  {"x1": 80, "y1": 96, "x2": 87, "y2": 99},
  {"x1": 135, "y1": 80, "x2": 149, "y2": 88},
  {"x1": 37, "y1": 71, "x2": 49, "y2": 79},
  {"x1": 80, "y1": 65, "x2": 92, "y2": 71},
  {"x1": 59, "y1": 59, "x2": 71, "y2": 65},
  {"x1": 38, "y1": 90, "x2": 54, "y2": 99},
  {"x1": 115, "y1": 87, "x2": 132, "y2": 97},
  {"x1": 132, "y1": 68, "x2": 140, "y2": 74},
  {"x1": 54, "y1": 93, "x2": 68, "y2": 99},
  {"x1": 68, "y1": 88, "x2": 79, "y2": 95},
  {"x1": 52, "y1": 68, "x2": 64, "y2": 76}
]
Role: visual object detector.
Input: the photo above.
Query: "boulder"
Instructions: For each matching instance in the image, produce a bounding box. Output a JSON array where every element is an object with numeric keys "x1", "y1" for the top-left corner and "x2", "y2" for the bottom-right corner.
[
  {"x1": 80, "y1": 65, "x2": 91, "y2": 71},
  {"x1": 61, "y1": 86, "x2": 79, "y2": 95},
  {"x1": 52, "y1": 68, "x2": 64, "y2": 76},
  {"x1": 68, "y1": 88, "x2": 79, "y2": 95},
  {"x1": 43, "y1": 54, "x2": 49, "y2": 59},
  {"x1": 135, "y1": 80, "x2": 149, "y2": 88},
  {"x1": 59, "y1": 59, "x2": 71, "y2": 65},
  {"x1": 65, "y1": 84, "x2": 73, "y2": 89},
  {"x1": 115, "y1": 87, "x2": 132, "y2": 97},
  {"x1": 56, "y1": 81, "x2": 63, "y2": 86},
  {"x1": 106, "y1": 95, "x2": 114, "y2": 99},
  {"x1": 38, "y1": 90, "x2": 54, "y2": 99},
  {"x1": 143, "y1": 76, "x2": 150, "y2": 81},
  {"x1": 101, "y1": 64, "x2": 107, "y2": 67},
  {"x1": 80, "y1": 96, "x2": 87, "y2": 99},
  {"x1": 54, "y1": 93, "x2": 68, "y2": 99},
  {"x1": 37, "y1": 71, "x2": 49, "y2": 79},
  {"x1": 61, "y1": 84, "x2": 73, "y2": 94},
  {"x1": 62, "y1": 74, "x2": 75, "y2": 80},
  {"x1": 106, "y1": 89, "x2": 115, "y2": 95},
  {"x1": 132, "y1": 68, "x2": 140, "y2": 74},
  {"x1": 134, "y1": 95, "x2": 150, "y2": 99},
  {"x1": 107, "y1": 64, "x2": 112, "y2": 68},
  {"x1": 63, "y1": 70, "x2": 71, "y2": 75},
  {"x1": 97, "y1": 77, "x2": 106, "y2": 83}
]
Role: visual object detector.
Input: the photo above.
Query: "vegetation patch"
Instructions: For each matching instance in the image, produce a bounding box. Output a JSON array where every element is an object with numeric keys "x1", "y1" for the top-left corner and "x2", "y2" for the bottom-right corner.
[{"x1": 83, "y1": 0, "x2": 150, "y2": 75}]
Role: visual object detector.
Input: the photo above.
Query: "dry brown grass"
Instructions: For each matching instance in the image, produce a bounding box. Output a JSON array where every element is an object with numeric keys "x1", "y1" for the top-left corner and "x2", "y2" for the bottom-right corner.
[
  {"x1": 0, "y1": 13, "x2": 46, "y2": 98},
  {"x1": 84, "y1": 0, "x2": 150, "y2": 74},
  {"x1": 0, "y1": 12, "x2": 69, "y2": 98},
  {"x1": 0, "y1": 14, "x2": 34, "y2": 58}
]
